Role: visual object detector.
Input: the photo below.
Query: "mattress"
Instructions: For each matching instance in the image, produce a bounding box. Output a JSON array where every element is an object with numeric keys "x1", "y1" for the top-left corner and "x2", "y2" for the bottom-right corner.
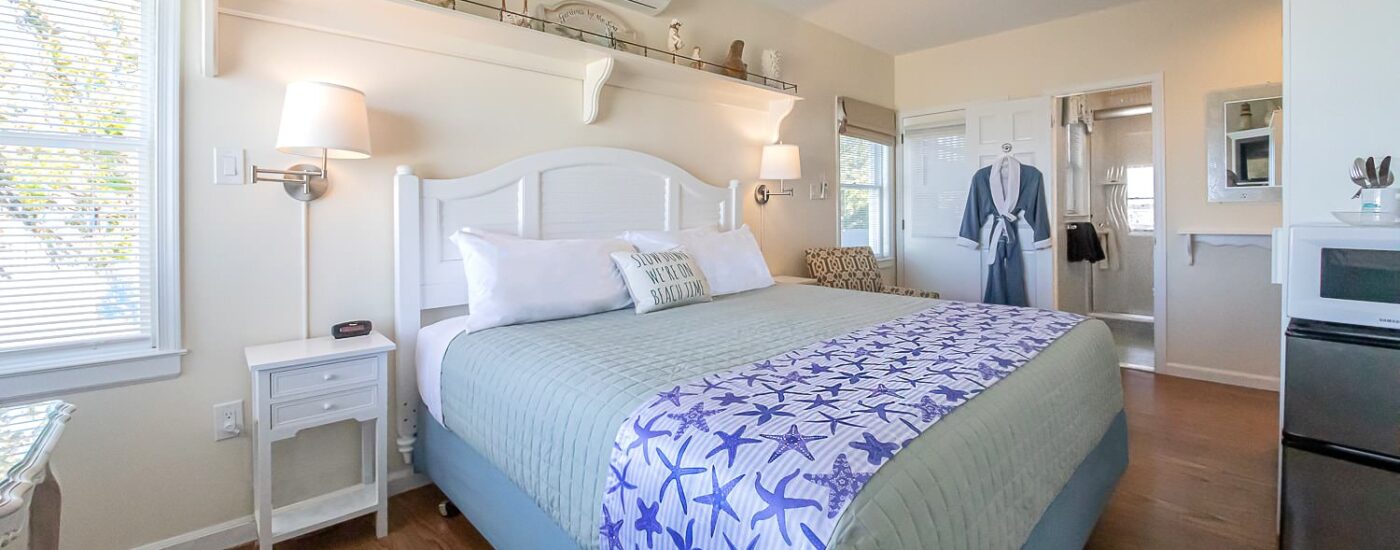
[{"x1": 432, "y1": 284, "x2": 1123, "y2": 548}]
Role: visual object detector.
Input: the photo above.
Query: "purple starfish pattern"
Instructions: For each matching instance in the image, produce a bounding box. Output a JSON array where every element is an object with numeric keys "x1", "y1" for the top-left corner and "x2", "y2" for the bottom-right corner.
[
  {"x1": 603, "y1": 301, "x2": 1084, "y2": 549},
  {"x1": 803, "y1": 454, "x2": 874, "y2": 518},
  {"x1": 668, "y1": 402, "x2": 722, "y2": 439}
]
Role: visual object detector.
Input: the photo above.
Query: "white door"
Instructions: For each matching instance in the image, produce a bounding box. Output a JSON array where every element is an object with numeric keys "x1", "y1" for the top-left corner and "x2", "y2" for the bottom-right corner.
[
  {"x1": 899, "y1": 97, "x2": 1055, "y2": 307},
  {"x1": 899, "y1": 111, "x2": 980, "y2": 301}
]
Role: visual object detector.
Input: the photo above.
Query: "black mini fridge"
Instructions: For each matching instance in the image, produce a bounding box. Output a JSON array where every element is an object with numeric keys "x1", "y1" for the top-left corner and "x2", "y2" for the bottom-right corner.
[{"x1": 1282, "y1": 319, "x2": 1400, "y2": 549}]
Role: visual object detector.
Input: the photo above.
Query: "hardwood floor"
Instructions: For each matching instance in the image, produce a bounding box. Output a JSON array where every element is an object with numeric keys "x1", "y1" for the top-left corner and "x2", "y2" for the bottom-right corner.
[
  {"x1": 1085, "y1": 370, "x2": 1279, "y2": 549},
  {"x1": 236, "y1": 370, "x2": 1279, "y2": 549}
]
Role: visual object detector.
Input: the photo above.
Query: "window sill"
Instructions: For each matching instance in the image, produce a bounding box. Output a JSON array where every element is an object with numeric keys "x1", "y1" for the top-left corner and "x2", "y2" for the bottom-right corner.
[{"x1": 0, "y1": 349, "x2": 186, "y2": 401}]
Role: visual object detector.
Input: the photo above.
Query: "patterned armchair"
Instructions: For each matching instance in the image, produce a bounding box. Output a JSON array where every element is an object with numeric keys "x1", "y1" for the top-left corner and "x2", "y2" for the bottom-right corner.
[{"x1": 804, "y1": 247, "x2": 940, "y2": 299}]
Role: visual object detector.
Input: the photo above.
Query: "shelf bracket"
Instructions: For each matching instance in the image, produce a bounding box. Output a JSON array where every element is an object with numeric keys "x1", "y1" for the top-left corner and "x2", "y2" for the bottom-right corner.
[
  {"x1": 582, "y1": 57, "x2": 615, "y2": 125},
  {"x1": 768, "y1": 98, "x2": 797, "y2": 144}
]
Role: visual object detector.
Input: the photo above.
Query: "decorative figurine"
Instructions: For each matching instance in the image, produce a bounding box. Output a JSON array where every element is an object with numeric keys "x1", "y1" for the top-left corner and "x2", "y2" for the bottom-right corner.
[
  {"x1": 668, "y1": 19, "x2": 685, "y2": 62},
  {"x1": 721, "y1": 40, "x2": 747, "y2": 79},
  {"x1": 501, "y1": 0, "x2": 531, "y2": 27},
  {"x1": 689, "y1": 47, "x2": 703, "y2": 69},
  {"x1": 761, "y1": 49, "x2": 782, "y2": 80}
]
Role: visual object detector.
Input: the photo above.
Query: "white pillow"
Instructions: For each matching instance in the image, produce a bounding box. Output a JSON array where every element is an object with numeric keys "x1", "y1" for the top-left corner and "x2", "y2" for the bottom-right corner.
[
  {"x1": 619, "y1": 225, "x2": 774, "y2": 296},
  {"x1": 449, "y1": 229, "x2": 634, "y2": 332},
  {"x1": 618, "y1": 225, "x2": 717, "y2": 253},
  {"x1": 610, "y1": 250, "x2": 712, "y2": 314}
]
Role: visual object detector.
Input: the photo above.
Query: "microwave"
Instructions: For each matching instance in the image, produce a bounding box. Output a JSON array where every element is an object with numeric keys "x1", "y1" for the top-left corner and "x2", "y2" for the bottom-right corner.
[{"x1": 1288, "y1": 225, "x2": 1400, "y2": 328}]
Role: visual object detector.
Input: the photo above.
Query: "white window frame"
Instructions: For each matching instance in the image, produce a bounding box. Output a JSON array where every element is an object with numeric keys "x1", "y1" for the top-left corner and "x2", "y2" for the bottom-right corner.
[
  {"x1": 0, "y1": 0, "x2": 183, "y2": 401},
  {"x1": 838, "y1": 134, "x2": 896, "y2": 261}
]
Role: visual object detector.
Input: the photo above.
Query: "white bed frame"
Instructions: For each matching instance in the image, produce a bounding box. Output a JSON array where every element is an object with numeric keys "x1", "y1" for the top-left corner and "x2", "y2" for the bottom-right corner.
[{"x1": 391, "y1": 147, "x2": 742, "y2": 463}]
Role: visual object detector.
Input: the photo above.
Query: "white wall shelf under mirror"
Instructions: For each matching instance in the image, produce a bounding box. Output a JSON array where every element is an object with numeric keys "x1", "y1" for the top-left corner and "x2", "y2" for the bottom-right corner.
[
  {"x1": 202, "y1": 0, "x2": 800, "y2": 132},
  {"x1": 1178, "y1": 228, "x2": 1273, "y2": 266}
]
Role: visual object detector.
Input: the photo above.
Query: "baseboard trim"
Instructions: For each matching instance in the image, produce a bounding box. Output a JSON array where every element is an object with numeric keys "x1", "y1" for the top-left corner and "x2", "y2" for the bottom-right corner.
[
  {"x1": 1159, "y1": 362, "x2": 1279, "y2": 391},
  {"x1": 131, "y1": 469, "x2": 432, "y2": 550}
]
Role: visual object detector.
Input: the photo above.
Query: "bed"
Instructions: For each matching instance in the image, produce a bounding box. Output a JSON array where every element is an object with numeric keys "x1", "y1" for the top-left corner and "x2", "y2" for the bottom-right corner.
[{"x1": 392, "y1": 148, "x2": 1127, "y2": 549}]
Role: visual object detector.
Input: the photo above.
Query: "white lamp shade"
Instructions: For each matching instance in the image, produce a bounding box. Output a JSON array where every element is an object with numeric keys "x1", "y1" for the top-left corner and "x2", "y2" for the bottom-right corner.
[
  {"x1": 275, "y1": 81, "x2": 372, "y2": 160},
  {"x1": 760, "y1": 143, "x2": 801, "y2": 180}
]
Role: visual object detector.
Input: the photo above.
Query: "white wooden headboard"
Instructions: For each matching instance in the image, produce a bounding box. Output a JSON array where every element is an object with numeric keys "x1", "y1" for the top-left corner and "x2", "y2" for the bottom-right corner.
[{"x1": 390, "y1": 147, "x2": 742, "y2": 462}]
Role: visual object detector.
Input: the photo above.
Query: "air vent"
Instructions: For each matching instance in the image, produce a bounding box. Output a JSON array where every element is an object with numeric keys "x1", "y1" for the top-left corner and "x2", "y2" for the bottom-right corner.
[{"x1": 595, "y1": 0, "x2": 670, "y2": 15}]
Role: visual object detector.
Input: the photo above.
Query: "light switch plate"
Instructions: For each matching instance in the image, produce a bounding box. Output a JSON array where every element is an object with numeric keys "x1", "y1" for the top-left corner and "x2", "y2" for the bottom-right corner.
[{"x1": 214, "y1": 147, "x2": 245, "y2": 185}]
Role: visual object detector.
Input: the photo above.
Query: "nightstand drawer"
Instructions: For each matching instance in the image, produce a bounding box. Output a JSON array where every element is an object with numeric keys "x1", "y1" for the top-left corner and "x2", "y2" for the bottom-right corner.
[
  {"x1": 270, "y1": 357, "x2": 377, "y2": 399},
  {"x1": 270, "y1": 386, "x2": 377, "y2": 428}
]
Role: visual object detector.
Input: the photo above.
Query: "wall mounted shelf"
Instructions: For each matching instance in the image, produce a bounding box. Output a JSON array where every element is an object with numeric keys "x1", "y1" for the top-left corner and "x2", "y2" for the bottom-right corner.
[
  {"x1": 1177, "y1": 228, "x2": 1273, "y2": 266},
  {"x1": 203, "y1": 0, "x2": 801, "y2": 135}
]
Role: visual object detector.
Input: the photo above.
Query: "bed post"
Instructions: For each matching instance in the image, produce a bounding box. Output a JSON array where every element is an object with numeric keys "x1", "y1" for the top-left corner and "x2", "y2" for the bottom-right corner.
[{"x1": 393, "y1": 165, "x2": 422, "y2": 465}]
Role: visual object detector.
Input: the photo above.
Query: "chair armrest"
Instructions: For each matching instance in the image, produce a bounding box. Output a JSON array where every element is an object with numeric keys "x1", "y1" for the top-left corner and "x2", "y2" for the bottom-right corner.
[{"x1": 881, "y1": 286, "x2": 941, "y2": 299}]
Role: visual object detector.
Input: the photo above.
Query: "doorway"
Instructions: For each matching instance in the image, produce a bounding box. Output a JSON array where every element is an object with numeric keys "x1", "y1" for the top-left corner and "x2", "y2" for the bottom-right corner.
[
  {"x1": 897, "y1": 98, "x2": 1053, "y2": 307},
  {"x1": 1052, "y1": 81, "x2": 1165, "y2": 370}
]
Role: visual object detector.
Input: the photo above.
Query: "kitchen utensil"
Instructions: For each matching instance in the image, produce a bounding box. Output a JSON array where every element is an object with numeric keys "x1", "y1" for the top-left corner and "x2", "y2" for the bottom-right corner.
[
  {"x1": 1380, "y1": 156, "x2": 1392, "y2": 184},
  {"x1": 1366, "y1": 157, "x2": 1378, "y2": 186},
  {"x1": 1351, "y1": 160, "x2": 1370, "y2": 198}
]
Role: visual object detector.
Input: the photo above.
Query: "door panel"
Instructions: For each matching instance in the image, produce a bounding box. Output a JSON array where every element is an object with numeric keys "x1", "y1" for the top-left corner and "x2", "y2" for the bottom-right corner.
[
  {"x1": 899, "y1": 114, "x2": 981, "y2": 300},
  {"x1": 899, "y1": 98, "x2": 1053, "y2": 307},
  {"x1": 965, "y1": 97, "x2": 1055, "y2": 309}
]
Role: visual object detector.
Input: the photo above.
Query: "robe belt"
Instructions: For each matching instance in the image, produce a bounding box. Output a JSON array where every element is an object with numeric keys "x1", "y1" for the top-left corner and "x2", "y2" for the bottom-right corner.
[{"x1": 987, "y1": 212, "x2": 1020, "y2": 266}]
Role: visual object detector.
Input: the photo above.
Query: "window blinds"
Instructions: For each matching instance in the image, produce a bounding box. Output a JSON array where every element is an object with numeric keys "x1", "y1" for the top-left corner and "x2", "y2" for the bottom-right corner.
[
  {"x1": 838, "y1": 135, "x2": 891, "y2": 256},
  {"x1": 0, "y1": 0, "x2": 154, "y2": 353}
]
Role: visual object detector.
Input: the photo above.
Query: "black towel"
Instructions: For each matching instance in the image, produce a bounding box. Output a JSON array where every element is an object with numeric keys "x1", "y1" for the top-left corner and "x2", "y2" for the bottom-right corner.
[{"x1": 1066, "y1": 223, "x2": 1106, "y2": 263}]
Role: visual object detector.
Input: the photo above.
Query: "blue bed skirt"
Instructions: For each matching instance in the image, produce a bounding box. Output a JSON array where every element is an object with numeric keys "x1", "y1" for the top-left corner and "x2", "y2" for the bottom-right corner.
[{"x1": 417, "y1": 409, "x2": 1128, "y2": 549}]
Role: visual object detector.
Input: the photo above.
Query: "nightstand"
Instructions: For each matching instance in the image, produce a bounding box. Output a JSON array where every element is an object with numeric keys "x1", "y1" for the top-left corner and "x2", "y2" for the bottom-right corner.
[
  {"x1": 773, "y1": 275, "x2": 819, "y2": 285},
  {"x1": 245, "y1": 332, "x2": 395, "y2": 550}
]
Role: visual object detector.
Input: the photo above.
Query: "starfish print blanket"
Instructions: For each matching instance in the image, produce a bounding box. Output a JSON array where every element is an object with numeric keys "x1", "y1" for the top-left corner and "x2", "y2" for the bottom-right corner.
[{"x1": 599, "y1": 300, "x2": 1086, "y2": 549}]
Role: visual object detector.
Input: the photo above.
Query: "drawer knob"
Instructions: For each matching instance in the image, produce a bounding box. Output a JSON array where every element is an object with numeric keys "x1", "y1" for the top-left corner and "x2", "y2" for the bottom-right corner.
[
  {"x1": 322, "y1": 403, "x2": 334, "y2": 411},
  {"x1": 322, "y1": 373, "x2": 335, "y2": 381}
]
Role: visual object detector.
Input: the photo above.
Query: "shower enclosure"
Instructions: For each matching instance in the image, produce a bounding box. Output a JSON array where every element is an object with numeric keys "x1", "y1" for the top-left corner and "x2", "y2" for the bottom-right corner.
[{"x1": 1055, "y1": 85, "x2": 1158, "y2": 369}]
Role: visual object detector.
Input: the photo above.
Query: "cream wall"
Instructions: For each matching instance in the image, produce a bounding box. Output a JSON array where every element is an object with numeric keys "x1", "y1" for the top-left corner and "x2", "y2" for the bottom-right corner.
[
  {"x1": 45, "y1": 1, "x2": 893, "y2": 548},
  {"x1": 895, "y1": 0, "x2": 1285, "y2": 388}
]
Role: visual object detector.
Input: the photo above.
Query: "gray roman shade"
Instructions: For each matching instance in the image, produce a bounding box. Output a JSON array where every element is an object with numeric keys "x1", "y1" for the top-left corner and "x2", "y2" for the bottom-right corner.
[{"x1": 838, "y1": 97, "x2": 897, "y2": 145}]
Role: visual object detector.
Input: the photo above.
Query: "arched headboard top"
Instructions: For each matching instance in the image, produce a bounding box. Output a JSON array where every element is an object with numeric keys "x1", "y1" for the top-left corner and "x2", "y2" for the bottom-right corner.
[{"x1": 394, "y1": 147, "x2": 742, "y2": 312}]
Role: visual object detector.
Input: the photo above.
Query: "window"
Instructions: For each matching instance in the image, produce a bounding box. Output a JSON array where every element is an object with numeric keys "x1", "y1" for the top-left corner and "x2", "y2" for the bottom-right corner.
[
  {"x1": 839, "y1": 135, "x2": 893, "y2": 259},
  {"x1": 0, "y1": 0, "x2": 180, "y2": 398},
  {"x1": 1125, "y1": 166, "x2": 1154, "y2": 232}
]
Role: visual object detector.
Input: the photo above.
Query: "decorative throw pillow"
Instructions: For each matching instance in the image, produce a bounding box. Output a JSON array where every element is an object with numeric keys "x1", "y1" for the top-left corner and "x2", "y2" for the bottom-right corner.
[
  {"x1": 449, "y1": 228, "x2": 634, "y2": 333},
  {"x1": 619, "y1": 225, "x2": 774, "y2": 296},
  {"x1": 610, "y1": 250, "x2": 712, "y2": 314}
]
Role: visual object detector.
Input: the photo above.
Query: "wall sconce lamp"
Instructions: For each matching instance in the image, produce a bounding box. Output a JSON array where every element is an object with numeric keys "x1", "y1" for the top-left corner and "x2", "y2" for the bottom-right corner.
[
  {"x1": 252, "y1": 81, "x2": 372, "y2": 201},
  {"x1": 754, "y1": 143, "x2": 801, "y2": 204}
]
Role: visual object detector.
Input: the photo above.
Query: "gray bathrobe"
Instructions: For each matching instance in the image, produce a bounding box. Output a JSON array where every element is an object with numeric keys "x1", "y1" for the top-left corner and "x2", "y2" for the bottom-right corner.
[{"x1": 957, "y1": 156, "x2": 1052, "y2": 307}]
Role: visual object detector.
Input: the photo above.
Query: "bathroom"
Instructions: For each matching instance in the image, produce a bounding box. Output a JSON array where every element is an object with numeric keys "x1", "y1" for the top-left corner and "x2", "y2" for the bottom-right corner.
[{"x1": 1054, "y1": 84, "x2": 1159, "y2": 369}]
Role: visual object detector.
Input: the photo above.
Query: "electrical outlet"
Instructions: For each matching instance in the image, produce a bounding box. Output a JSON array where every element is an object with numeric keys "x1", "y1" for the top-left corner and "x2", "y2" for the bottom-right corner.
[{"x1": 213, "y1": 400, "x2": 244, "y2": 441}]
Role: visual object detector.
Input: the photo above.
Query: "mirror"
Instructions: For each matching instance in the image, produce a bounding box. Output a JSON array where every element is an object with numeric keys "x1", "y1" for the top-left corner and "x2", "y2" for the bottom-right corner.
[{"x1": 1206, "y1": 84, "x2": 1283, "y2": 202}]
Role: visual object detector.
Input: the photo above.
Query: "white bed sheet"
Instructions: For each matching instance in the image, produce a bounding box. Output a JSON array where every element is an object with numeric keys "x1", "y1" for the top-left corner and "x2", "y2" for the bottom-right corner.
[{"x1": 417, "y1": 315, "x2": 468, "y2": 425}]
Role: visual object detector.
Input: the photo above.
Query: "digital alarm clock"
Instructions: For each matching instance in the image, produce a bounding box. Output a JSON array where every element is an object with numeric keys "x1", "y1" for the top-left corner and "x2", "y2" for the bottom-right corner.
[{"x1": 331, "y1": 320, "x2": 373, "y2": 339}]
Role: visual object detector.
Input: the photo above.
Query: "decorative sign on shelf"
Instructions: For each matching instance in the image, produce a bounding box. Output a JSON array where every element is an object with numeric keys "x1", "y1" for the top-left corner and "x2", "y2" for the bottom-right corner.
[{"x1": 538, "y1": 0, "x2": 640, "y2": 53}]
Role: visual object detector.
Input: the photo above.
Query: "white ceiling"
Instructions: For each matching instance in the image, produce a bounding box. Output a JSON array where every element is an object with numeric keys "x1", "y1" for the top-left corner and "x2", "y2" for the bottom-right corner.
[{"x1": 757, "y1": 0, "x2": 1145, "y2": 55}]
